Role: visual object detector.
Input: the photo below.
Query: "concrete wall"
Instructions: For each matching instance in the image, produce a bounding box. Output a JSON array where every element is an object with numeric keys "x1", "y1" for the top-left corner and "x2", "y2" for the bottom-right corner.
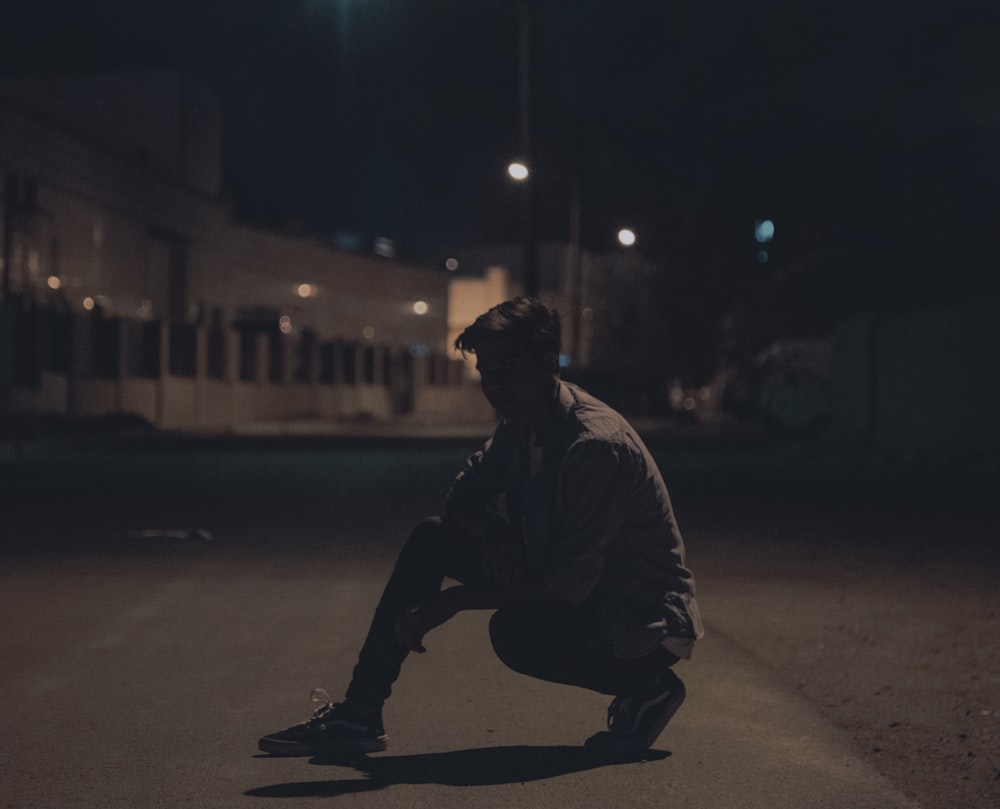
[{"x1": 1, "y1": 84, "x2": 449, "y2": 349}]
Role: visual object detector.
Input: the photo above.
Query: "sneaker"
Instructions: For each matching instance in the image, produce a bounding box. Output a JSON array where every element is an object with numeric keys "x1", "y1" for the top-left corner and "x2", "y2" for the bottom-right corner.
[
  {"x1": 258, "y1": 690, "x2": 388, "y2": 757},
  {"x1": 585, "y1": 669, "x2": 686, "y2": 754}
]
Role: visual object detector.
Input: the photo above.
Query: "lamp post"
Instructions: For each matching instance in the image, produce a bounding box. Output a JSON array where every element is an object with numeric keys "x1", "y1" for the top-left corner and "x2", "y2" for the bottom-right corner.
[
  {"x1": 568, "y1": 174, "x2": 582, "y2": 366},
  {"x1": 515, "y1": 0, "x2": 538, "y2": 296},
  {"x1": 1, "y1": 173, "x2": 19, "y2": 416},
  {"x1": 2, "y1": 173, "x2": 15, "y2": 303}
]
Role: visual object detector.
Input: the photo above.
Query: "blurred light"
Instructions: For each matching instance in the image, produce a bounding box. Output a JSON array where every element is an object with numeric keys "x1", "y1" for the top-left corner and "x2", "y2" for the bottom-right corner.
[
  {"x1": 412, "y1": 300, "x2": 429, "y2": 315},
  {"x1": 445, "y1": 257, "x2": 459, "y2": 271},
  {"x1": 582, "y1": 307, "x2": 594, "y2": 321},
  {"x1": 279, "y1": 315, "x2": 292, "y2": 334},
  {"x1": 374, "y1": 237, "x2": 396, "y2": 258},
  {"x1": 617, "y1": 228, "x2": 637, "y2": 247},
  {"x1": 296, "y1": 283, "x2": 318, "y2": 298},
  {"x1": 559, "y1": 354, "x2": 571, "y2": 368},
  {"x1": 508, "y1": 161, "x2": 529, "y2": 181},
  {"x1": 362, "y1": 326, "x2": 376, "y2": 340},
  {"x1": 757, "y1": 250, "x2": 769, "y2": 264},
  {"x1": 83, "y1": 296, "x2": 95, "y2": 310},
  {"x1": 754, "y1": 219, "x2": 775, "y2": 243},
  {"x1": 409, "y1": 342, "x2": 429, "y2": 357},
  {"x1": 46, "y1": 275, "x2": 62, "y2": 290},
  {"x1": 683, "y1": 396, "x2": 696, "y2": 411}
]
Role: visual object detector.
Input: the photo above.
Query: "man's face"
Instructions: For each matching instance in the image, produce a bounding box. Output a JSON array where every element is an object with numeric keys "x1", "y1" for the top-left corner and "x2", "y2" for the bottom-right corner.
[{"x1": 474, "y1": 339, "x2": 556, "y2": 425}]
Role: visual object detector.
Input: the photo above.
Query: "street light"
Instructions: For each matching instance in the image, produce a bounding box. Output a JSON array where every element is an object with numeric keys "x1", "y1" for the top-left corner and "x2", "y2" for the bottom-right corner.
[
  {"x1": 617, "y1": 227, "x2": 637, "y2": 247},
  {"x1": 507, "y1": 161, "x2": 530, "y2": 181}
]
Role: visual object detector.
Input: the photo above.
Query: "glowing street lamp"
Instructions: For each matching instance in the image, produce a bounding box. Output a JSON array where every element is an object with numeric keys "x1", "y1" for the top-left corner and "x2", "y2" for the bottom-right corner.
[
  {"x1": 507, "y1": 161, "x2": 530, "y2": 181},
  {"x1": 617, "y1": 227, "x2": 637, "y2": 247}
]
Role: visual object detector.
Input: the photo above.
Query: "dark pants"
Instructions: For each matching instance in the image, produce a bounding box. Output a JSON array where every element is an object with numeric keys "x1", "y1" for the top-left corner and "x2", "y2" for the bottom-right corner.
[{"x1": 344, "y1": 516, "x2": 677, "y2": 711}]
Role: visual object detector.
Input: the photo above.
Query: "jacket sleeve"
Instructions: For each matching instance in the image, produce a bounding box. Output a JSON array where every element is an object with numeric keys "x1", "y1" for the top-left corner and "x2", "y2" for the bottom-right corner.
[{"x1": 445, "y1": 428, "x2": 510, "y2": 516}]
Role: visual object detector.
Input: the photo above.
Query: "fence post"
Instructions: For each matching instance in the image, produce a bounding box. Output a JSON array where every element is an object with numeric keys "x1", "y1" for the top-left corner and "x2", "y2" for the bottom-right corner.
[
  {"x1": 255, "y1": 333, "x2": 268, "y2": 384},
  {"x1": 280, "y1": 332, "x2": 293, "y2": 386},
  {"x1": 156, "y1": 321, "x2": 169, "y2": 427},
  {"x1": 112, "y1": 317, "x2": 127, "y2": 412},
  {"x1": 0, "y1": 301, "x2": 10, "y2": 416},
  {"x1": 194, "y1": 325, "x2": 207, "y2": 426},
  {"x1": 225, "y1": 329, "x2": 239, "y2": 430},
  {"x1": 66, "y1": 310, "x2": 85, "y2": 417}
]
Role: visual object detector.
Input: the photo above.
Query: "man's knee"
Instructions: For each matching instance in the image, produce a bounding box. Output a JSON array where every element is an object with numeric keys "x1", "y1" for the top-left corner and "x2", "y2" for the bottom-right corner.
[
  {"x1": 396, "y1": 516, "x2": 446, "y2": 564},
  {"x1": 488, "y1": 608, "x2": 534, "y2": 672}
]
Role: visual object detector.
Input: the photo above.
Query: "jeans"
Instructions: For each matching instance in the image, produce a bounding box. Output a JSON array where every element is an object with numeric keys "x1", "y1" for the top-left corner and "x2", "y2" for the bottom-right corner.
[{"x1": 344, "y1": 516, "x2": 678, "y2": 711}]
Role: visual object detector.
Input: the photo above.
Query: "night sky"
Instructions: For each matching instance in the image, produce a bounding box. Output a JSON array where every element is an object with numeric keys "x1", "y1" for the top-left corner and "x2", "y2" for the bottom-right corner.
[{"x1": 2, "y1": 1, "x2": 999, "y2": 299}]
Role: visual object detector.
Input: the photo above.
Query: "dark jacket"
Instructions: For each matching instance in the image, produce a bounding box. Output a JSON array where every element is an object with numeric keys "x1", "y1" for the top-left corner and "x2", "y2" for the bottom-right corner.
[{"x1": 447, "y1": 381, "x2": 704, "y2": 659}]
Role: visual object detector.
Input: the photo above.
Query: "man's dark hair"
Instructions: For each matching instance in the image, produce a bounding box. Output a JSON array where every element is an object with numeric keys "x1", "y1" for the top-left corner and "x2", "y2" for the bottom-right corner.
[{"x1": 455, "y1": 297, "x2": 562, "y2": 360}]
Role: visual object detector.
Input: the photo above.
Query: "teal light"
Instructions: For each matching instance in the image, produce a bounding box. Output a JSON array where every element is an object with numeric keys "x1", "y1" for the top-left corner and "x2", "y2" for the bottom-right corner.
[{"x1": 754, "y1": 219, "x2": 775, "y2": 243}]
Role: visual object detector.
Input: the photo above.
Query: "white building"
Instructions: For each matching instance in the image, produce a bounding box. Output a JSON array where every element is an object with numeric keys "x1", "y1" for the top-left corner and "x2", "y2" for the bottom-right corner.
[{"x1": 0, "y1": 71, "x2": 491, "y2": 430}]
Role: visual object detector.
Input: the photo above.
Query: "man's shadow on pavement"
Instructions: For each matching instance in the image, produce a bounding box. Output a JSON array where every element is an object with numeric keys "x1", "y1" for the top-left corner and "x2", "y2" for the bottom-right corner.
[{"x1": 248, "y1": 744, "x2": 670, "y2": 798}]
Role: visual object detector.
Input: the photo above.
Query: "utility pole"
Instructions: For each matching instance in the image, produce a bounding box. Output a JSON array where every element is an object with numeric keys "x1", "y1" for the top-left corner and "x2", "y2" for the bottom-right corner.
[
  {"x1": 517, "y1": 0, "x2": 538, "y2": 297},
  {"x1": 568, "y1": 173, "x2": 582, "y2": 365},
  {"x1": 1, "y1": 172, "x2": 15, "y2": 415},
  {"x1": 2, "y1": 172, "x2": 14, "y2": 302}
]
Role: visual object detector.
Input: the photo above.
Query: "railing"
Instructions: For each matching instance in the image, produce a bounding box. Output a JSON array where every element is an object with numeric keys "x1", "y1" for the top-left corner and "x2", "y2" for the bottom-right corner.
[{"x1": 5, "y1": 297, "x2": 486, "y2": 430}]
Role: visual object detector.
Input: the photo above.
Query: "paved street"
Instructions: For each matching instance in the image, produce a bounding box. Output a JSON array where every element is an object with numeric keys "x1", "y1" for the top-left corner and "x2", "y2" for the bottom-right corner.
[{"x1": 1, "y1": 434, "x2": 997, "y2": 808}]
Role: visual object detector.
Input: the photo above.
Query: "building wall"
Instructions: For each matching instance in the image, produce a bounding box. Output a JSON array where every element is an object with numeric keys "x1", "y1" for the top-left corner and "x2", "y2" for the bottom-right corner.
[
  {"x1": 447, "y1": 266, "x2": 511, "y2": 377},
  {"x1": 1, "y1": 87, "x2": 226, "y2": 319},
  {"x1": 191, "y1": 225, "x2": 449, "y2": 350},
  {"x1": 1, "y1": 75, "x2": 487, "y2": 430},
  {"x1": 832, "y1": 302, "x2": 1000, "y2": 452},
  {"x1": 442, "y1": 241, "x2": 641, "y2": 372},
  {"x1": 1, "y1": 79, "x2": 449, "y2": 346}
]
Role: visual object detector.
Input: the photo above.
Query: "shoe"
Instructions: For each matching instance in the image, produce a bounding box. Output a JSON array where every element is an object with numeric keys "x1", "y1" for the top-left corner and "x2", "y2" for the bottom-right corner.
[
  {"x1": 258, "y1": 690, "x2": 388, "y2": 757},
  {"x1": 585, "y1": 669, "x2": 686, "y2": 754}
]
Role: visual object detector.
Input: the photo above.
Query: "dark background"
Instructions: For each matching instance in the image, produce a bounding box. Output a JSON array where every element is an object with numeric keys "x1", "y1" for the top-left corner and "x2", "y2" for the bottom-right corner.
[{"x1": 3, "y1": 0, "x2": 999, "y2": 303}]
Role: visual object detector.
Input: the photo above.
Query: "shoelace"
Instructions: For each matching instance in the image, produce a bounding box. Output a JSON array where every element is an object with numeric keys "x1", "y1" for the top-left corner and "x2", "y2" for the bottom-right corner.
[{"x1": 307, "y1": 688, "x2": 339, "y2": 725}]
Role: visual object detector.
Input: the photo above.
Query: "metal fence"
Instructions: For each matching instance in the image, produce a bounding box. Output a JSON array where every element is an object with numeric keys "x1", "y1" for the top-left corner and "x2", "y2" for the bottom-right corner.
[{"x1": 5, "y1": 296, "x2": 475, "y2": 428}]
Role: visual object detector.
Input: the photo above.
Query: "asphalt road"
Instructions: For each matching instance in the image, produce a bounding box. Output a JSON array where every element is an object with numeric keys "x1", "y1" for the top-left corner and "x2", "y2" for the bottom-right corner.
[{"x1": 1, "y1": 434, "x2": 996, "y2": 808}]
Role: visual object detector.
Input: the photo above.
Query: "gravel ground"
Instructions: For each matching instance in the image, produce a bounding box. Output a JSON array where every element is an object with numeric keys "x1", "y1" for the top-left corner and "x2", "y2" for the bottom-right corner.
[{"x1": 681, "y1": 476, "x2": 1000, "y2": 809}]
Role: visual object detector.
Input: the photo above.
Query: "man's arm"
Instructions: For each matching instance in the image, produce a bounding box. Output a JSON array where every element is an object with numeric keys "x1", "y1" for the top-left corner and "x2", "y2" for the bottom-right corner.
[
  {"x1": 445, "y1": 431, "x2": 509, "y2": 521},
  {"x1": 445, "y1": 501, "x2": 528, "y2": 586},
  {"x1": 400, "y1": 435, "x2": 633, "y2": 652}
]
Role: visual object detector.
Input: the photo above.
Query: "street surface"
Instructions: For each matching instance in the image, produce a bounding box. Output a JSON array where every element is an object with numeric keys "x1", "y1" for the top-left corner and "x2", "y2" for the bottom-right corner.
[{"x1": 1, "y1": 432, "x2": 997, "y2": 808}]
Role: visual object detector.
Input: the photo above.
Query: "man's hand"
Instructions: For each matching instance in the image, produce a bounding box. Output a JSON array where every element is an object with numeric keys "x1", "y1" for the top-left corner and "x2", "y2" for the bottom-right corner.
[
  {"x1": 395, "y1": 595, "x2": 459, "y2": 653},
  {"x1": 482, "y1": 521, "x2": 526, "y2": 586}
]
